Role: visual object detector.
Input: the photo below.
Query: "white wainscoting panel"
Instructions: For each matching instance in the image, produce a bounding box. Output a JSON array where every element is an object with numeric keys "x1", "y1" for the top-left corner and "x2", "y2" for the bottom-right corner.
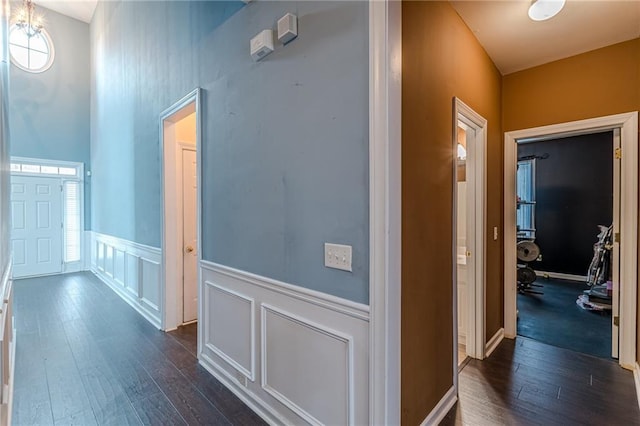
[
  {"x1": 125, "y1": 253, "x2": 139, "y2": 297},
  {"x1": 140, "y1": 258, "x2": 161, "y2": 313},
  {"x1": 114, "y1": 249, "x2": 126, "y2": 286},
  {"x1": 457, "y1": 260, "x2": 467, "y2": 346},
  {"x1": 199, "y1": 261, "x2": 370, "y2": 425},
  {"x1": 90, "y1": 232, "x2": 162, "y2": 329},
  {"x1": 261, "y1": 304, "x2": 352, "y2": 425},
  {"x1": 205, "y1": 283, "x2": 255, "y2": 381}
]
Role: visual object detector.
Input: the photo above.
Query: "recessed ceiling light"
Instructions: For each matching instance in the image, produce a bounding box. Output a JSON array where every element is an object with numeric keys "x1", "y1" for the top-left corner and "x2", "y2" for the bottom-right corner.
[{"x1": 528, "y1": 0, "x2": 565, "y2": 21}]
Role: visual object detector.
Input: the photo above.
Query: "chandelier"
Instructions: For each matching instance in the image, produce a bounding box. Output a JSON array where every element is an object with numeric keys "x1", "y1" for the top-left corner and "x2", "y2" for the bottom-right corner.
[{"x1": 14, "y1": 0, "x2": 44, "y2": 38}]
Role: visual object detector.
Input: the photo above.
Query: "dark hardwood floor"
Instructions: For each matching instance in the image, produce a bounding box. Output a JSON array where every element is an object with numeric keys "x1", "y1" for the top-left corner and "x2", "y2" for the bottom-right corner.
[
  {"x1": 442, "y1": 336, "x2": 640, "y2": 425},
  {"x1": 12, "y1": 272, "x2": 266, "y2": 426}
]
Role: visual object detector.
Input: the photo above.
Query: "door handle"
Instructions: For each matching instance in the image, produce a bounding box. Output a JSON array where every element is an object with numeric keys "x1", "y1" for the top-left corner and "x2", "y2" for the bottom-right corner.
[{"x1": 185, "y1": 246, "x2": 194, "y2": 254}]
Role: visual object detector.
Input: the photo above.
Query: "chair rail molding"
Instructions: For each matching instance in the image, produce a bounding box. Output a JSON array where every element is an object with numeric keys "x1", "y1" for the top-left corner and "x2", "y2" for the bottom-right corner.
[
  {"x1": 199, "y1": 260, "x2": 370, "y2": 425},
  {"x1": 89, "y1": 231, "x2": 162, "y2": 329}
]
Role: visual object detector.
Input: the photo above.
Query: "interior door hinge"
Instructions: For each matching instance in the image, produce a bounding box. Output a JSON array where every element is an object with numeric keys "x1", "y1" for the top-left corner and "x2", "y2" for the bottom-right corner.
[
  {"x1": 614, "y1": 316, "x2": 619, "y2": 326},
  {"x1": 614, "y1": 232, "x2": 620, "y2": 243},
  {"x1": 614, "y1": 147, "x2": 622, "y2": 159}
]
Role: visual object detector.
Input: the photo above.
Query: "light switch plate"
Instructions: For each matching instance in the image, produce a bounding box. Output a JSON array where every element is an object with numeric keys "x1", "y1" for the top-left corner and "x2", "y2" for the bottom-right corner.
[{"x1": 324, "y1": 243, "x2": 352, "y2": 272}]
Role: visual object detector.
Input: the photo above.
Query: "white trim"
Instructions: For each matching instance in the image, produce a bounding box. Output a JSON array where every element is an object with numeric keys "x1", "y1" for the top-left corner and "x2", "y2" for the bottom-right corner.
[
  {"x1": 634, "y1": 362, "x2": 640, "y2": 411},
  {"x1": 369, "y1": 1, "x2": 402, "y2": 424},
  {"x1": 534, "y1": 270, "x2": 587, "y2": 282},
  {"x1": 0, "y1": 262, "x2": 11, "y2": 344},
  {"x1": 199, "y1": 352, "x2": 288, "y2": 425},
  {"x1": 10, "y1": 156, "x2": 85, "y2": 178},
  {"x1": 419, "y1": 386, "x2": 457, "y2": 426},
  {"x1": 260, "y1": 303, "x2": 355, "y2": 426},
  {"x1": 10, "y1": 157, "x2": 86, "y2": 275},
  {"x1": 91, "y1": 231, "x2": 161, "y2": 256},
  {"x1": 90, "y1": 231, "x2": 162, "y2": 329},
  {"x1": 5, "y1": 320, "x2": 15, "y2": 426},
  {"x1": 200, "y1": 260, "x2": 369, "y2": 321},
  {"x1": 159, "y1": 88, "x2": 202, "y2": 332},
  {"x1": 453, "y1": 98, "x2": 487, "y2": 367},
  {"x1": 612, "y1": 128, "x2": 621, "y2": 359},
  {"x1": 9, "y1": 25, "x2": 55, "y2": 74},
  {"x1": 205, "y1": 282, "x2": 256, "y2": 382},
  {"x1": 0, "y1": 261, "x2": 15, "y2": 424},
  {"x1": 504, "y1": 112, "x2": 638, "y2": 369},
  {"x1": 176, "y1": 143, "x2": 196, "y2": 324},
  {"x1": 199, "y1": 262, "x2": 369, "y2": 424},
  {"x1": 484, "y1": 328, "x2": 504, "y2": 358}
]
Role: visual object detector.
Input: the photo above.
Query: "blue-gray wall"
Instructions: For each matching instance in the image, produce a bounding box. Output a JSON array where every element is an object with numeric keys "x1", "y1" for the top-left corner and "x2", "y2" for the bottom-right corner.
[
  {"x1": 90, "y1": 1, "x2": 370, "y2": 303},
  {"x1": 10, "y1": 7, "x2": 91, "y2": 227}
]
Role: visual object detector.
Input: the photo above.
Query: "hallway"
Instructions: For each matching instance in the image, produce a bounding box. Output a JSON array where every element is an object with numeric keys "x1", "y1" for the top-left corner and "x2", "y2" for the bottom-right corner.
[
  {"x1": 443, "y1": 337, "x2": 640, "y2": 425},
  {"x1": 12, "y1": 272, "x2": 265, "y2": 426}
]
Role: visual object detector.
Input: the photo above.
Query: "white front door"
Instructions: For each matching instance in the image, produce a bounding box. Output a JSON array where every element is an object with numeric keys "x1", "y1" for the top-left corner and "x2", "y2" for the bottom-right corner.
[
  {"x1": 182, "y1": 148, "x2": 198, "y2": 323},
  {"x1": 11, "y1": 175, "x2": 63, "y2": 278}
]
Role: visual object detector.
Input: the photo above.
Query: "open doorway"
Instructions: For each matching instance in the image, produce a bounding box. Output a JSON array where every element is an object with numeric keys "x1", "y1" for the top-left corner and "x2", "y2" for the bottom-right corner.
[
  {"x1": 453, "y1": 98, "x2": 486, "y2": 378},
  {"x1": 515, "y1": 131, "x2": 615, "y2": 359},
  {"x1": 160, "y1": 89, "x2": 201, "y2": 333},
  {"x1": 504, "y1": 112, "x2": 638, "y2": 369}
]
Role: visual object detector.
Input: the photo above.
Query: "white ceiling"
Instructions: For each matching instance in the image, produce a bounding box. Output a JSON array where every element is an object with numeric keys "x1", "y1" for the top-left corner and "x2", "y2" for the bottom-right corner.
[
  {"x1": 24, "y1": 0, "x2": 640, "y2": 74},
  {"x1": 34, "y1": 0, "x2": 97, "y2": 24},
  {"x1": 450, "y1": 0, "x2": 640, "y2": 75}
]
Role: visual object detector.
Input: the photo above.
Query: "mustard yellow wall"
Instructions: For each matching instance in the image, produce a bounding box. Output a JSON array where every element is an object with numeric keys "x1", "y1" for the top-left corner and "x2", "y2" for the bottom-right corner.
[
  {"x1": 402, "y1": 1, "x2": 503, "y2": 423},
  {"x1": 503, "y1": 39, "x2": 640, "y2": 131},
  {"x1": 175, "y1": 112, "x2": 196, "y2": 144}
]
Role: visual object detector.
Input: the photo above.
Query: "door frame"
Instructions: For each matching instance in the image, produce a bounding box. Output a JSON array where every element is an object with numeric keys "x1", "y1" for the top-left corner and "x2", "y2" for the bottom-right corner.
[
  {"x1": 503, "y1": 111, "x2": 638, "y2": 369},
  {"x1": 10, "y1": 156, "x2": 85, "y2": 276},
  {"x1": 368, "y1": 0, "x2": 402, "y2": 424},
  {"x1": 159, "y1": 88, "x2": 202, "y2": 332},
  {"x1": 452, "y1": 98, "x2": 487, "y2": 376}
]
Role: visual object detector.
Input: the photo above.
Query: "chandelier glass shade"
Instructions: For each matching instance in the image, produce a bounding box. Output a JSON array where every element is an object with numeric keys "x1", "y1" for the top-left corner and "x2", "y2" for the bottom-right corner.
[{"x1": 14, "y1": 0, "x2": 44, "y2": 38}]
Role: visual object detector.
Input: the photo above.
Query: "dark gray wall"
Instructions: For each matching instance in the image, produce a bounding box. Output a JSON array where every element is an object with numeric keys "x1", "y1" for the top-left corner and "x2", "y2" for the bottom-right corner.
[
  {"x1": 518, "y1": 131, "x2": 613, "y2": 276},
  {"x1": 90, "y1": 1, "x2": 370, "y2": 303},
  {"x1": 10, "y1": 7, "x2": 91, "y2": 227}
]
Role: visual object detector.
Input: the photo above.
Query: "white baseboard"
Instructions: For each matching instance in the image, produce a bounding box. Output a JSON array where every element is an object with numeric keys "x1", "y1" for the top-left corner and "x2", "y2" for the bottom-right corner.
[
  {"x1": 199, "y1": 260, "x2": 370, "y2": 425},
  {"x1": 634, "y1": 363, "x2": 640, "y2": 411},
  {"x1": 420, "y1": 386, "x2": 457, "y2": 426},
  {"x1": 199, "y1": 353, "x2": 286, "y2": 425},
  {"x1": 485, "y1": 327, "x2": 505, "y2": 358},
  {"x1": 89, "y1": 231, "x2": 162, "y2": 329},
  {"x1": 535, "y1": 270, "x2": 587, "y2": 282}
]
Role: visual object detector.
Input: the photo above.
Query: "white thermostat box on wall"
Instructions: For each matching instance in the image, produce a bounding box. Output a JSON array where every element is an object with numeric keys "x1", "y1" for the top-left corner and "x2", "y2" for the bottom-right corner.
[
  {"x1": 277, "y1": 13, "x2": 298, "y2": 44},
  {"x1": 250, "y1": 29, "x2": 274, "y2": 61}
]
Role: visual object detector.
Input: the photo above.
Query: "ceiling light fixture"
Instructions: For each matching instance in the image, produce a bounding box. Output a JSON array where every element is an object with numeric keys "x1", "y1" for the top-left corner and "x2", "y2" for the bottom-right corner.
[
  {"x1": 14, "y1": 0, "x2": 44, "y2": 38},
  {"x1": 528, "y1": 0, "x2": 565, "y2": 21}
]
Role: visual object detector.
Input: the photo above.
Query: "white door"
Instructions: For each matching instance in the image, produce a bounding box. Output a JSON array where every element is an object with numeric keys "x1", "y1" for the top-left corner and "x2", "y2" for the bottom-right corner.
[
  {"x1": 182, "y1": 148, "x2": 198, "y2": 323},
  {"x1": 11, "y1": 175, "x2": 63, "y2": 278},
  {"x1": 611, "y1": 129, "x2": 621, "y2": 358},
  {"x1": 456, "y1": 121, "x2": 477, "y2": 362}
]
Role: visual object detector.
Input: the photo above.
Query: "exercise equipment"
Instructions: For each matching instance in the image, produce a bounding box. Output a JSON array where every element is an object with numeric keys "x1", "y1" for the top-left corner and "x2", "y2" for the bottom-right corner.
[{"x1": 517, "y1": 240, "x2": 543, "y2": 295}]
